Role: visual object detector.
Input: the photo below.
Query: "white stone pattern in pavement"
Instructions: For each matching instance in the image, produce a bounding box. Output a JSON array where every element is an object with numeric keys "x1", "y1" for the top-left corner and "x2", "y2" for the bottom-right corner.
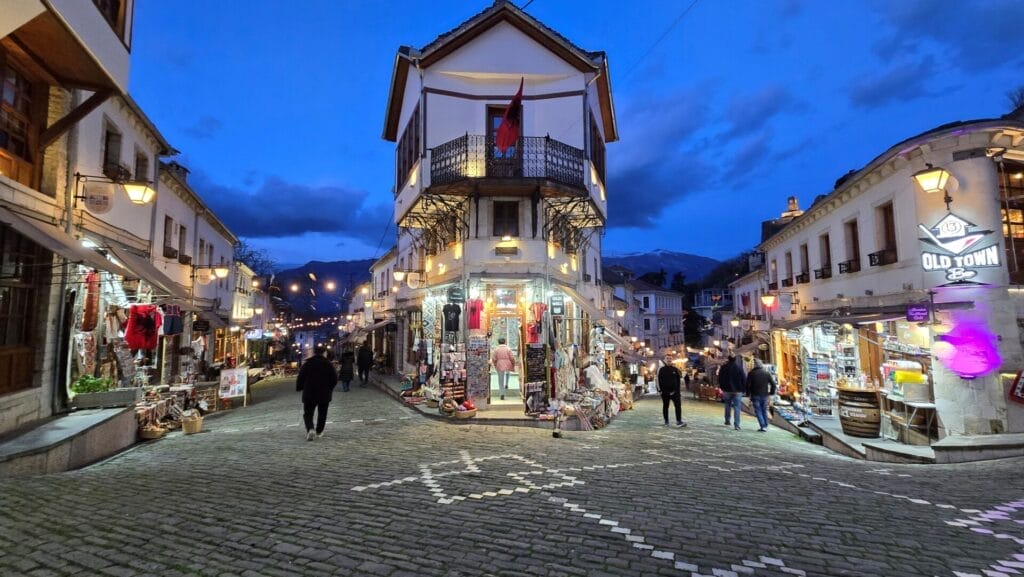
[{"x1": 348, "y1": 425, "x2": 1023, "y2": 576}]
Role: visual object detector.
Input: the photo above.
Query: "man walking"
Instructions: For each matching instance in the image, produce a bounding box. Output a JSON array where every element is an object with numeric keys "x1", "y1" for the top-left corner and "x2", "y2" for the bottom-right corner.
[
  {"x1": 717, "y1": 353, "x2": 746, "y2": 430},
  {"x1": 296, "y1": 344, "x2": 339, "y2": 441},
  {"x1": 657, "y1": 358, "x2": 687, "y2": 427},
  {"x1": 745, "y1": 358, "x2": 777, "y2": 432},
  {"x1": 356, "y1": 341, "x2": 373, "y2": 387}
]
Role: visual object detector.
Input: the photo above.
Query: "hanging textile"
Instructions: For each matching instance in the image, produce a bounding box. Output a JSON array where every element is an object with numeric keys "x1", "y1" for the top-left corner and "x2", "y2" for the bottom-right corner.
[
  {"x1": 125, "y1": 304, "x2": 162, "y2": 350},
  {"x1": 81, "y1": 271, "x2": 100, "y2": 332}
]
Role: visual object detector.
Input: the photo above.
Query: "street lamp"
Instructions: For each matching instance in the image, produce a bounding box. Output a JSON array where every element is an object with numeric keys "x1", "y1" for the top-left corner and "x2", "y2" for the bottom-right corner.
[
  {"x1": 74, "y1": 171, "x2": 156, "y2": 207},
  {"x1": 911, "y1": 164, "x2": 952, "y2": 195}
]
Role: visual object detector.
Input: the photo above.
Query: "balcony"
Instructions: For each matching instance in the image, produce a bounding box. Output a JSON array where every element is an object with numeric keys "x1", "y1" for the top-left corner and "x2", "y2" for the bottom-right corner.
[
  {"x1": 795, "y1": 272, "x2": 810, "y2": 284},
  {"x1": 430, "y1": 134, "x2": 585, "y2": 191},
  {"x1": 768, "y1": 281, "x2": 778, "y2": 291},
  {"x1": 868, "y1": 248, "x2": 898, "y2": 267},
  {"x1": 838, "y1": 259, "x2": 861, "y2": 274},
  {"x1": 814, "y1": 265, "x2": 832, "y2": 280},
  {"x1": 178, "y1": 253, "x2": 192, "y2": 266},
  {"x1": 162, "y1": 246, "x2": 179, "y2": 259},
  {"x1": 781, "y1": 278, "x2": 794, "y2": 288}
]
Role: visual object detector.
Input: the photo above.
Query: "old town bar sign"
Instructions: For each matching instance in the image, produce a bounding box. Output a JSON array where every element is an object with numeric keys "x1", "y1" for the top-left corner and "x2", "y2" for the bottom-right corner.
[{"x1": 918, "y1": 212, "x2": 1000, "y2": 284}]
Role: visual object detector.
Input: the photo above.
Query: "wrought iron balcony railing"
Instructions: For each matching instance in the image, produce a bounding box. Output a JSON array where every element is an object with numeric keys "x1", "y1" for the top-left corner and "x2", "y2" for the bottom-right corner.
[
  {"x1": 814, "y1": 265, "x2": 832, "y2": 279},
  {"x1": 430, "y1": 134, "x2": 585, "y2": 188},
  {"x1": 781, "y1": 278, "x2": 794, "y2": 287},
  {"x1": 795, "y1": 272, "x2": 810, "y2": 284},
  {"x1": 838, "y1": 259, "x2": 861, "y2": 274},
  {"x1": 868, "y1": 248, "x2": 898, "y2": 267}
]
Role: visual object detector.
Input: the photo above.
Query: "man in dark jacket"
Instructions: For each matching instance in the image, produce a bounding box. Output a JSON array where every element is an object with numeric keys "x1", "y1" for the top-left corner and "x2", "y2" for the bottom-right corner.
[
  {"x1": 717, "y1": 354, "x2": 747, "y2": 430},
  {"x1": 657, "y1": 358, "x2": 687, "y2": 427},
  {"x1": 297, "y1": 345, "x2": 339, "y2": 440},
  {"x1": 356, "y1": 341, "x2": 373, "y2": 387},
  {"x1": 338, "y1": 348, "x2": 355, "y2": 392},
  {"x1": 745, "y1": 359, "x2": 777, "y2": 432}
]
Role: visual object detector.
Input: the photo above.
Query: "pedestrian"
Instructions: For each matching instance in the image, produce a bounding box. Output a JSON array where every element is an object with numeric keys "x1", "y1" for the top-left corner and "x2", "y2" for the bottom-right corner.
[
  {"x1": 657, "y1": 358, "x2": 687, "y2": 427},
  {"x1": 339, "y1": 347, "x2": 355, "y2": 392},
  {"x1": 683, "y1": 370, "x2": 693, "y2": 398},
  {"x1": 745, "y1": 358, "x2": 777, "y2": 432},
  {"x1": 296, "y1": 344, "x2": 339, "y2": 441},
  {"x1": 356, "y1": 341, "x2": 373, "y2": 386},
  {"x1": 491, "y1": 337, "x2": 516, "y2": 400},
  {"x1": 717, "y1": 353, "x2": 746, "y2": 430}
]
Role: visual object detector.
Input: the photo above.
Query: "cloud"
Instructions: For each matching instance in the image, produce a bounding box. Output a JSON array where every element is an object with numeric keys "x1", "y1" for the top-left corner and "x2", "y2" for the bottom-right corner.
[
  {"x1": 872, "y1": 0, "x2": 1024, "y2": 71},
  {"x1": 189, "y1": 171, "x2": 394, "y2": 244},
  {"x1": 848, "y1": 56, "x2": 938, "y2": 109},
  {"x1": 721, "y1": 84, "x2": 805, "y2": 139},
  {"x1": 603, "y1": 86, "x2": 718, "y2": 229},
  {"x1": 184, "y1": 116, "x2": 222, "y2": 140}
]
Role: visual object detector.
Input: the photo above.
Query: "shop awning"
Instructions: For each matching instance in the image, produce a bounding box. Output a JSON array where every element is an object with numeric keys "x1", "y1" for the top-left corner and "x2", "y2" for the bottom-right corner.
[
  {"x1": 0, "y1": 206, "x2": 133, "y2": 277},
  {"x1": 195, "y1": 308, "x2": 227, "y2": 329},
  {"x1": 603, "y1": 330, "x2": 632, "y2": 349},
  {"x1": 106, "y1": 245, "x2": 189, "y2": 299},
  {"x1": 155, "y1": 298, "x2": 202, "y2": 312},
  {"x1": 554, "y1": 284, "x2": 608, "y2": 322}
]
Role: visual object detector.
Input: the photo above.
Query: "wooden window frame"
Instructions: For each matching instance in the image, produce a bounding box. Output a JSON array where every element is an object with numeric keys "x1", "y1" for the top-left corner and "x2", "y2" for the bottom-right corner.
[
  {"x1": 589, "y1": 112, "x2": 605, "y2": 185},
  {"x1": 492, "y1": 200, "x2": 519, "y2": 238},
  {"x1": 395, "y1": 104, "x2": 420, "y2": 191},
  {"x1": 0, "y1": 225, "x2": 45, "y2": 395}
]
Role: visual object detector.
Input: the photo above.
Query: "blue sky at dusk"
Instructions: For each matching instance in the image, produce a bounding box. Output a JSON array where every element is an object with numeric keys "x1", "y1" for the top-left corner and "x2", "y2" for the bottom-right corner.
[{"x1": 129, "y1": 0, "x2": 1024, "y2": 268}]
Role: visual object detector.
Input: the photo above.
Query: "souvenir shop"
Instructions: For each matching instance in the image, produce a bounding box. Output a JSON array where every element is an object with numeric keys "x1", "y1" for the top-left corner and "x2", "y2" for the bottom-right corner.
[
  {"x1": 402, "y1": 279, "x2": 630, "y2": 429},
  {"x1": 64, "y1": 254, "x2": 220, "y2": 440},
  {"x1": 770, "y1": 313, "x2": 939, "y2": 445}
]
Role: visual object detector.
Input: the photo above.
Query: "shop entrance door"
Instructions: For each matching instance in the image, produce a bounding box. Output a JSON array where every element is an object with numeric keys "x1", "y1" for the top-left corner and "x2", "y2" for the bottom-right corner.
[{"x1": 489, "y1": 315, "x2": 522, "y2": 406}]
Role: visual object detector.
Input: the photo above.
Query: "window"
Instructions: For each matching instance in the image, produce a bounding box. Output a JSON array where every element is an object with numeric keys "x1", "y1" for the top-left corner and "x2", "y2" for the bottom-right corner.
[
  {"x1": 178, "y1": 225, "x2": 188, "y2": 259},
  {"x1": 487, "y1": 105, "x2": 521, "y2": 177},
  {"x1": 799, "y1": 244, "x2": 809, "y2": 274},
  {"x1": 163, "y1": 216, "x2": 174, "y2": 249},
  {"x1": 590, "y1": 113, "x2": 605, "y2": 184},
  {"x1": 643, "y1": 318, "x2": 651, "y2": 331},
  {"x1": 1000, "y1": 161, "x2": 1024, "y2": 283},
  {"x1": 207, "y1": 245, "x2": 214, "y2": 272},
  {"x1": 0, "y1": 63, "x2": 32, "y2": 161},
  {"x1": 198, "y1": 239, "x2": 207, "y2": 265},
  {"x1": 784, "y1": 252, "x2": 793, "y2": 280},
  {"x1": 492, "y1": 201, "x2": 519, "y2": 238},
  {"x1": 0, "y1": 225, "x2": 45, "y2": 395},
  {"x1": 770, "y1": 259, "x2": 777, "y2": 283},
  {"x1": 102, "y1": 125, "x2": 123, "y2": 178},
  {"x1": 845, "y1": 220, "x2": 860, "y2": 262},
  {"x1": 395, "y1": 104, "x2": 420, "y2": 191},
  {"x1": 643, "y1": 296, "x2": 650, "y2": 309},
  {"x1": 878, "y1": 203, "x2": 896, "y2": 250},
  {"x1": 819, "y1": 233, "x2": 832, "y2": 268},
  {"x1": 93, "y1": 0, "x2": 126, "y2": 36},
  {"x1": 134, "y1": 150, "x2": 150, "y2": 182}
]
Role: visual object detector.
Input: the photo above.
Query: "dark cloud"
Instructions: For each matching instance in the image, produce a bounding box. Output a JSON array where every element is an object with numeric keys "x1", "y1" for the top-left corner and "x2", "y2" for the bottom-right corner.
[
  {"x1": 189, "y1": 171, "x2": 394, "y2": 243},
  {"x1": 184, "y1": 116, "x2": 222, "y2": 140},
  {"x1": 724, "y1": 131, "x2": 774, "y2": 184},
  {"x1": 604, "y1": 86, "x2": 717, "y2": 229},
  {"x1": 873, "y1": 0, "x2": 1024, "y2": 71},
  {"x1": 848, "y1": 56, "x2": 937, "y2": 109},
  {"x1": 721, "y1": 85, "x2": 805, "y2": 139}
]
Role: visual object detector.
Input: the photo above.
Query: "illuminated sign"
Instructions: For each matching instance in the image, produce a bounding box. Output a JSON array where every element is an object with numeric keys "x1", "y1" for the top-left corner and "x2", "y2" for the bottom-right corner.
[
  {"x1": 918, "y1": 212, "x2": 999, "y2": 283},
  {"x1": 905, "y1": 304, "x2": 930, "y2": 322}
]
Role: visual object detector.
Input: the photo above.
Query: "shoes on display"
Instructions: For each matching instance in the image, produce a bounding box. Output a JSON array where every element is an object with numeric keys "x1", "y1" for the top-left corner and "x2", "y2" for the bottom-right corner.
[
  {"x1": 306, "y1": 430, "x2": 315, "y2": 441},
  {"x1": 676, "y1": 421, "x2": 687, "y2": 428}
]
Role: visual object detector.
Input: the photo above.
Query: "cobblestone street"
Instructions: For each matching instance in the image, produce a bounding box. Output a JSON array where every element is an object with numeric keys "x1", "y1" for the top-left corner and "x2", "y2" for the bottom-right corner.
[{"x1": 1, "y1": 378, "x2": 1022, "y2": 577}]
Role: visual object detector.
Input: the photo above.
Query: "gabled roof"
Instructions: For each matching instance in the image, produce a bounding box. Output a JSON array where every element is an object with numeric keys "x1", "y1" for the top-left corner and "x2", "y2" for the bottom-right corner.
[
  {"x1": 629, "y1": 279, "x2": 681, "y2": 295},
  {"x1": 382, "y1": 1, "x2": 617, "y2": 142}
]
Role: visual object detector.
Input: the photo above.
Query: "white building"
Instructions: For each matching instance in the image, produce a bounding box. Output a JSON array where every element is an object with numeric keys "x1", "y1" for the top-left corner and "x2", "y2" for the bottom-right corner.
[
  {"x1": 380, "y1": 1, "x2": 617, "y2": 408},
  {"x1": 753, "y1": 115, "x2": 1024, "y2": 449}
]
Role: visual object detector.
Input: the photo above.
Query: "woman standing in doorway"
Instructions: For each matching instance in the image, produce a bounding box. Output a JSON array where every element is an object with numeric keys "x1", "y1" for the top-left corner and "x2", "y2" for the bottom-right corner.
[{"x1": 492, "y1": 338, "x2": 516, "y2": 401}]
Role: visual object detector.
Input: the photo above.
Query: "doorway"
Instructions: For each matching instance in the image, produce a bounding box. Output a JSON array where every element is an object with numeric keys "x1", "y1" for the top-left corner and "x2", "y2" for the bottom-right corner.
[{"x1": 489, "y1": 315, "x2": 522, "y2": 405}]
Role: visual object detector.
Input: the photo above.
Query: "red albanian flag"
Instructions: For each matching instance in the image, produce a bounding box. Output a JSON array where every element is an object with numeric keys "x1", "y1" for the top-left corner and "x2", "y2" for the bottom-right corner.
[{"x1": 495, "y1": 77, "x2": 524, "y2": 154}]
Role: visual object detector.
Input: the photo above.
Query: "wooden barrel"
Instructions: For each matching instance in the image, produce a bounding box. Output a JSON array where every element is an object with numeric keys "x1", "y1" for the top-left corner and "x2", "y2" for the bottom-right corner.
[{"x1": 838, "y1": 389, "x2": 881, "y2": 438}]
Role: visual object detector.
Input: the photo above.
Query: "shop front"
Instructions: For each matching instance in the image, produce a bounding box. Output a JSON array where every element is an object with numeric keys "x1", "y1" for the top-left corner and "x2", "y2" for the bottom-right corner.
[{"x1": 396, "y1": 279, "x2": 630, "y2": 429}]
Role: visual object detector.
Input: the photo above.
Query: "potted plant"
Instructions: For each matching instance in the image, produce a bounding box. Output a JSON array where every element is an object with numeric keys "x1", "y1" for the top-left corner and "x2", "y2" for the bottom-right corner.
[{"x1": 70, "y1": 375, "x2": 143, "y2": 409}]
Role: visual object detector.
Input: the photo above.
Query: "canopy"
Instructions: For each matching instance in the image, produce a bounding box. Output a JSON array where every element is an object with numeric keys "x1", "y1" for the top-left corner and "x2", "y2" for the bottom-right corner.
[
  {"x1": 106, "y1": 244, "x2": 189, "y2": 299},
  {"x1": 0, "y1": 205, "x2": 132, "y2": 277}
]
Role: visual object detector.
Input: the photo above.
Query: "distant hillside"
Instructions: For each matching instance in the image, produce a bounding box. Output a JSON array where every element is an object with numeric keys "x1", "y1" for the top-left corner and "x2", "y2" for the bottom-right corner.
[
  {"x1": 603, "y1": 249, "x2": 720, "y2": 284},
  {"x1": 274, "y1": 259, "x2": 374, "y2": 315}
]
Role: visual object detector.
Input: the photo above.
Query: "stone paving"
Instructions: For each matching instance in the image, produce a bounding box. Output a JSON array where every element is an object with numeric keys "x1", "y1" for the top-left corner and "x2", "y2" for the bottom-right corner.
[{"x1": 0, "y1": 377, "x2": 1023, "y2": 577}]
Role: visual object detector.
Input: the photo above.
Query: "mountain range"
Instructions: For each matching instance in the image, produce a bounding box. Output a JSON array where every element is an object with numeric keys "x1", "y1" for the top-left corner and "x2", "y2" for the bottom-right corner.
[{"x1": 272, "y1": 250, "x2": 720, "y2": 314}]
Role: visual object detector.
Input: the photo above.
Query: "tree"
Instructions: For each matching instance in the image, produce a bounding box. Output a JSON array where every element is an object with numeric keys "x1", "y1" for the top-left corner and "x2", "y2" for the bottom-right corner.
[
  {"x1": 683, "y1": 309, "x2": 705, "y2": 348},
  {"x1": 638, "y1": 268, "x2": 667, "y2": 287},
  {"x1": 669, "y1": 272, "x2": 687, "y2": 292},
  {"x1": 1008, "y1": 86, "x2": 1024, "y2": 112},
  {"x1": 235, "y1": 239, "x2": 277, "y2": 277}
]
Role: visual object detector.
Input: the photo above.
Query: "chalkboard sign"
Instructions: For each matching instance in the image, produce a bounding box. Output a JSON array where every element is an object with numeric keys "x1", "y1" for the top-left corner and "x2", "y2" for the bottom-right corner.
[{"x1": 525, "y1": 343, "x2": 548, "y2": 384}]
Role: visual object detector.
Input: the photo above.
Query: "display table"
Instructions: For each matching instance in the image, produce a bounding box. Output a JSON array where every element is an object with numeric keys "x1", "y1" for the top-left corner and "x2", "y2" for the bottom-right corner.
[{"x1": 881, "y1": 392, "x2": 937, "y2": 445}]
